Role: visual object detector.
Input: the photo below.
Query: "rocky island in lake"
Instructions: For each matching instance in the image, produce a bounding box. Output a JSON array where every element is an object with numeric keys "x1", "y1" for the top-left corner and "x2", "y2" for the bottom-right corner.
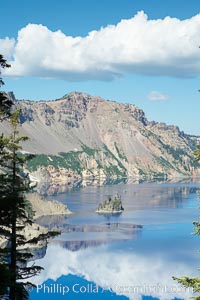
[{"x1": 96, "y1": 194, "x2": 124, "y2": 214}]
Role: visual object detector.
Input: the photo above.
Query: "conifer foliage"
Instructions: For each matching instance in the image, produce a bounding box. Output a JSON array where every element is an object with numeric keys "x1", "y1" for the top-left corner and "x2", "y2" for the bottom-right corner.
[
  {"x1": 0, "y1": 54, "x2": 13, "y2": 119},
  {"x1": 173, "y1": 149, "x2": 200, "y2": 300},
  {"x1": 0, "y1": 54, "x2": 47, "y2": 300}
]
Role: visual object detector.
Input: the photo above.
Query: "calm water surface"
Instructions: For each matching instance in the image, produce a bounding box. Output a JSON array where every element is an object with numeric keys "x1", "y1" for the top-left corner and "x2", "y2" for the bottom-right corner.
[{"x1": 30, "y1": 181, "x2": 200, "y2": 300}]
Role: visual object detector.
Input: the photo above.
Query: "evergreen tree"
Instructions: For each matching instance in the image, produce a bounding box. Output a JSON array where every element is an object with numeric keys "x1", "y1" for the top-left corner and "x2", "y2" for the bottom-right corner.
[
  {"x1": 0, "y1": 54, "x2": 13, "y2": 119},
  {"x1": 194, "y1": 146, "x2": 200, "y2": 162},
  {"x1": 172, "y1": 149, "x2": 200, "y2": 299},
  {"x1": 0, "y1": 53, "x2": 53, "y2": 300},
  {"x1": 0, "y1": 111, "x2": 45, "y2": 299}
]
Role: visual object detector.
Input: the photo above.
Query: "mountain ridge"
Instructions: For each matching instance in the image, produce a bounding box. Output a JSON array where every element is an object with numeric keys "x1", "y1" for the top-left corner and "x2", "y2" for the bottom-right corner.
[{"x1": 2, "y1": 91, "x2": 200, "y2": 182}]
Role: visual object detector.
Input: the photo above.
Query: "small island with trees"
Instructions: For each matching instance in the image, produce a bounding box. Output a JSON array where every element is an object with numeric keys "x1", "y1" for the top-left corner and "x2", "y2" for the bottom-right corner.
[{"x1": 96, "y1": 194, "x2": 124, "y2": 214}]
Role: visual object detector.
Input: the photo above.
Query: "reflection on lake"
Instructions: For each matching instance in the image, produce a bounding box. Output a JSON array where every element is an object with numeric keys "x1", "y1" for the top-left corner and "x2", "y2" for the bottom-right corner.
[{"x1": 30, "y1": 182, "x2": 200, "y2": 300}]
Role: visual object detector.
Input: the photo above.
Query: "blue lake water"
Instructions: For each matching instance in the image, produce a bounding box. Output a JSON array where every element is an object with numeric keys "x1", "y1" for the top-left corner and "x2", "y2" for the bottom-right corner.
[{"x1": 29, "y1": 181, "x2": 200, "y2": 300}]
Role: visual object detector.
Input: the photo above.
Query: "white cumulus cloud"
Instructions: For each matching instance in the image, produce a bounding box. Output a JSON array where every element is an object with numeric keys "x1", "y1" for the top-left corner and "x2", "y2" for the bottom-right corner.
[
  {"x1": 30, "y1": 243, "x2": 196, "y2": 300},
  {"x1": 0, "y1": 37, "x2": 15, "y2": 60},
  {"x1": 1, "y1": 11, "x2": 200, "y2": 81},
  {"x1": 147, "y1": 91, "x2": 169, "y2": 101}
]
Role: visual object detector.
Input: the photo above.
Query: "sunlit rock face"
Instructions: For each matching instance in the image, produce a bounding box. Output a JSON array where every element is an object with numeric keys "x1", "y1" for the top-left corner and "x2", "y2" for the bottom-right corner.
[
  {"x1": 27, "y1": 192, "x2": 72, "y2": 219},
  {"x1": 2, "y1": 92, "x2": 200, "y2": 184}
]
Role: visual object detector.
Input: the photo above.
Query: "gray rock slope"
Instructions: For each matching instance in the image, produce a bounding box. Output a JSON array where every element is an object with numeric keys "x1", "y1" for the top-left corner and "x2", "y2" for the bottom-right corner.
[{"x1": 1, "y1": 92, "x2": 200, "y2": 180}]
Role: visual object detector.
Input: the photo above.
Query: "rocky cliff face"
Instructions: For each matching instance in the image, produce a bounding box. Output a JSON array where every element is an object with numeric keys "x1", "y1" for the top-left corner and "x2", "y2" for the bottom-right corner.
[
  {"x1": 1, "y1": 92, "x2": 200, "y2": 181},
  {"x1": 26, "y1": 193, "x2": 72, "y2": 219},
  {"x1": 0, "y1": 192, "x2": 70, "y2": 250}
]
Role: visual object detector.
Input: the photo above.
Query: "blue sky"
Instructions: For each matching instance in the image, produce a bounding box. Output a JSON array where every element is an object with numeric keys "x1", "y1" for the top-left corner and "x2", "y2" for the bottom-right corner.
[{"x1": 0, "y1": 0, "x2": 200, "y2": 135}]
